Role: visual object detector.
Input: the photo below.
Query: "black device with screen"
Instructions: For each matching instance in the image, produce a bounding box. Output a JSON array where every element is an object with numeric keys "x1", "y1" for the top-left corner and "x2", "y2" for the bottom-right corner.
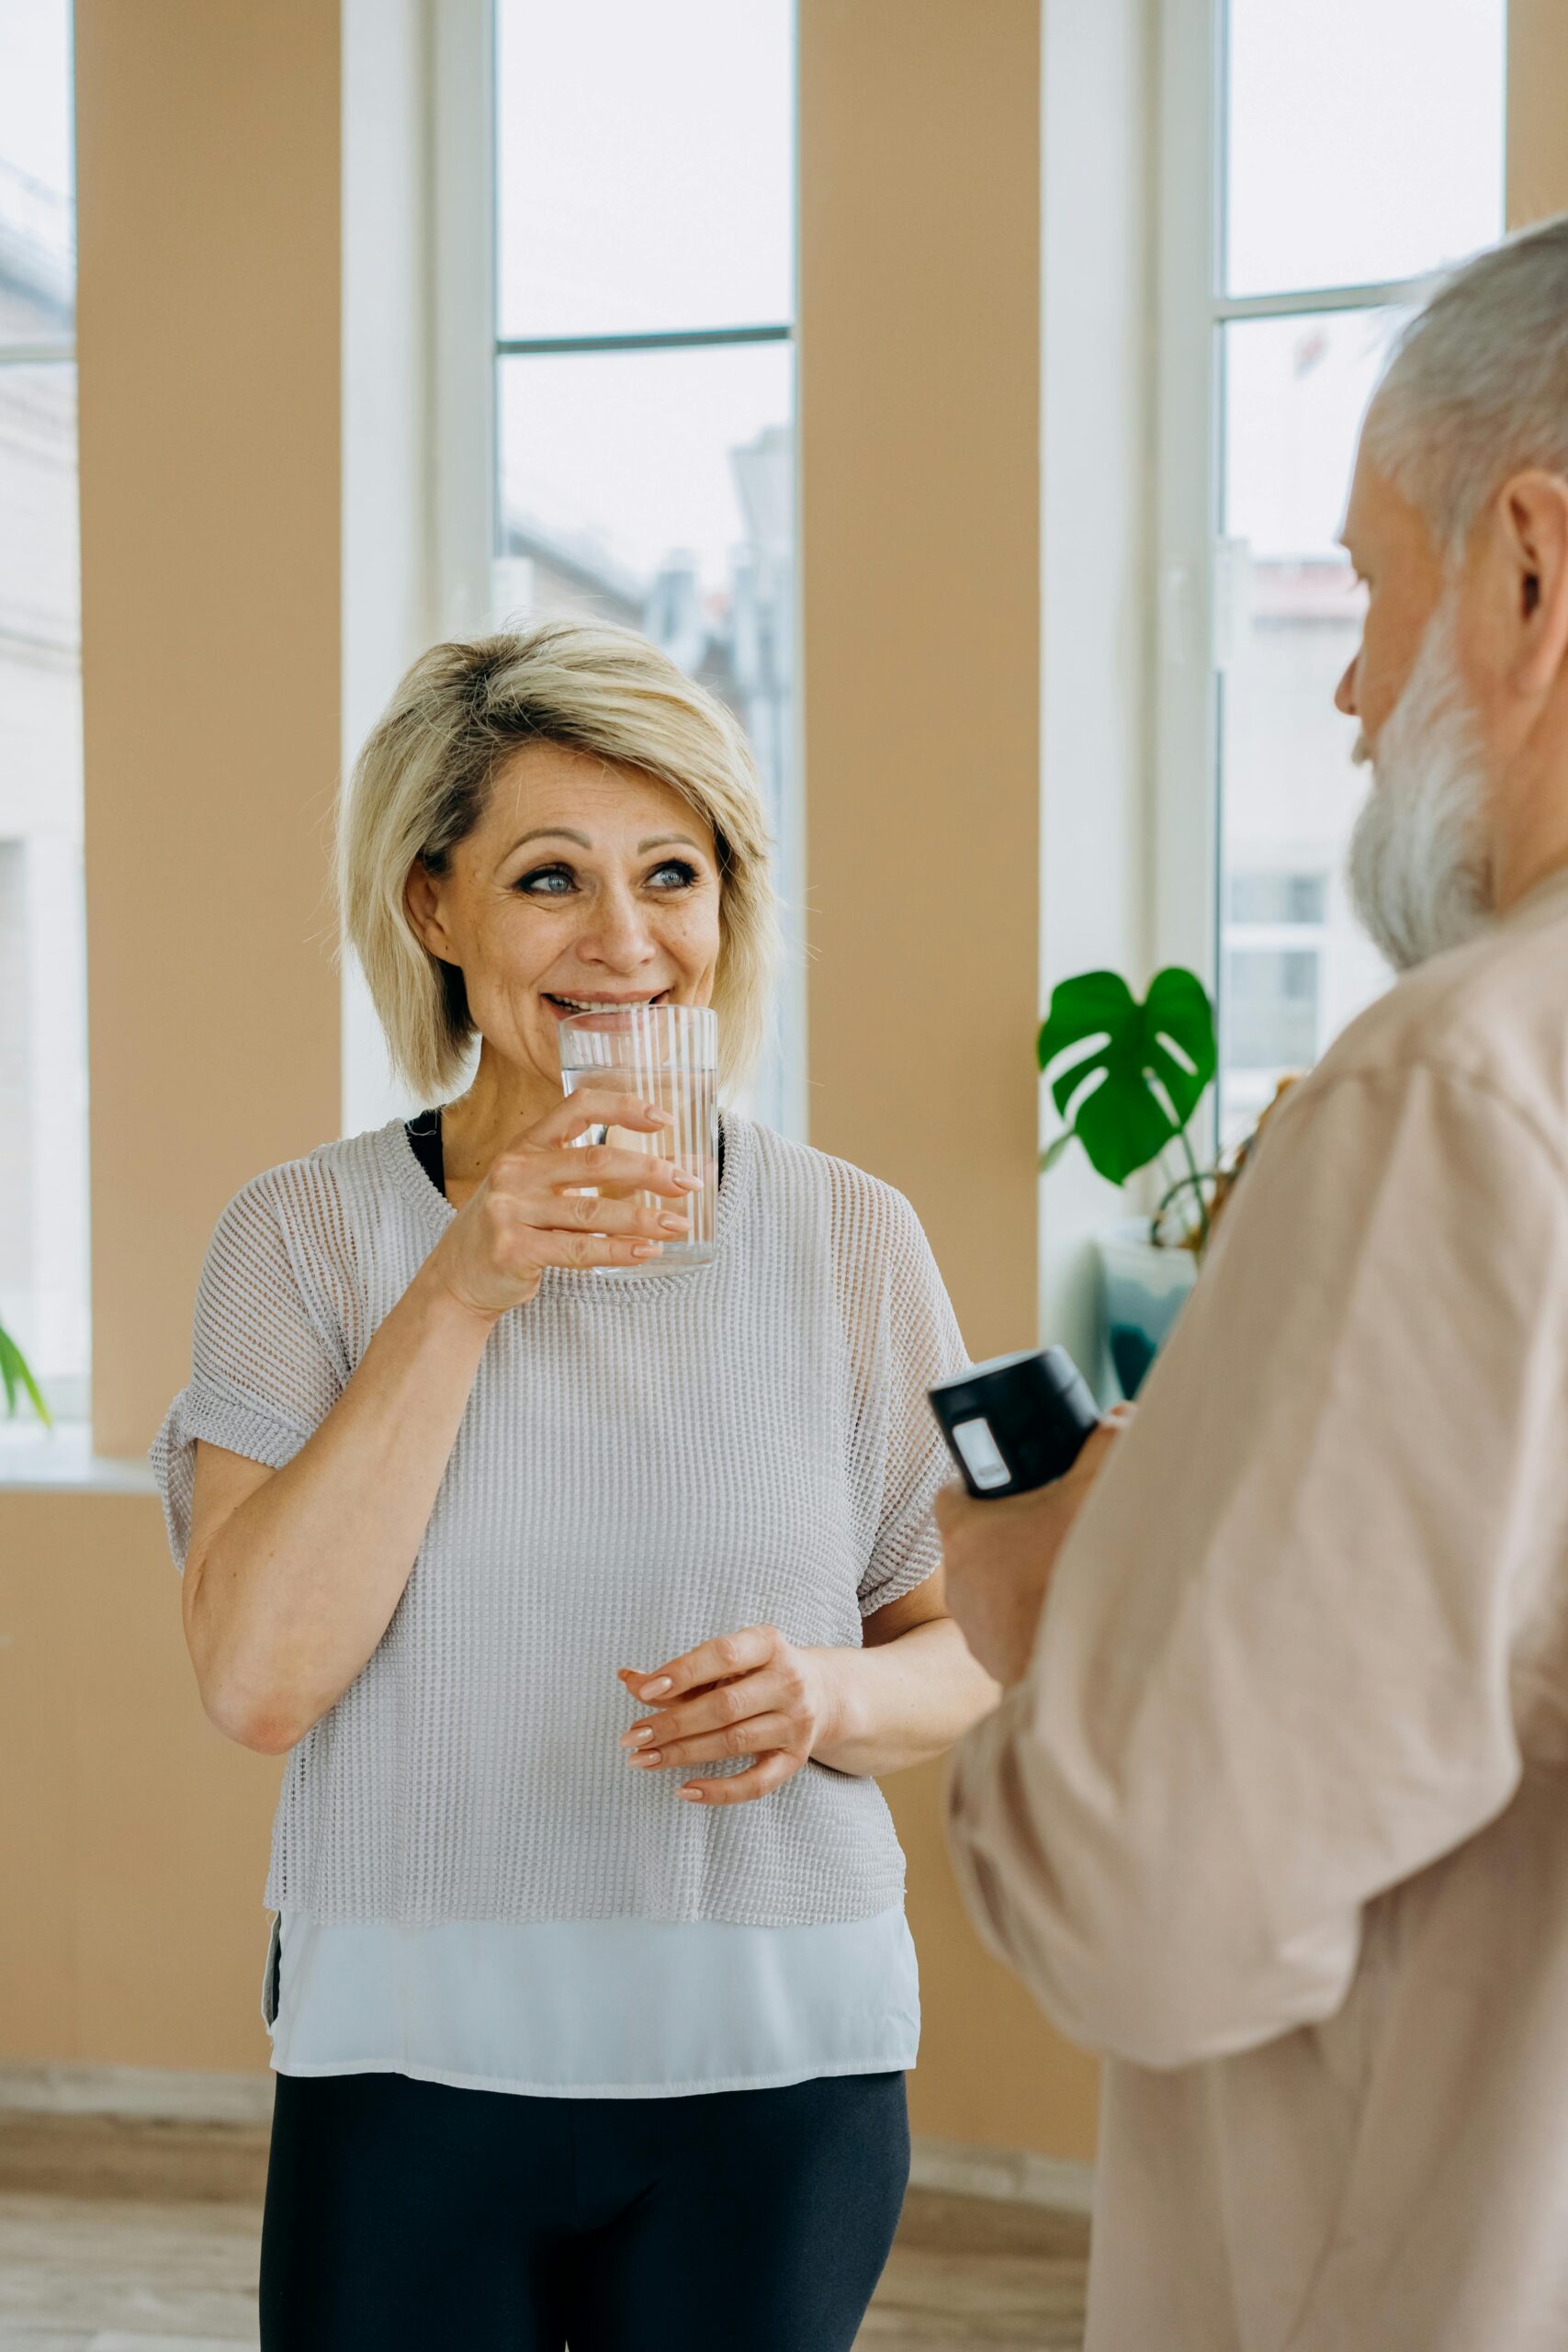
[{"x1": 929, "y1": 1347, "x2": 1101, "y2": 1499}]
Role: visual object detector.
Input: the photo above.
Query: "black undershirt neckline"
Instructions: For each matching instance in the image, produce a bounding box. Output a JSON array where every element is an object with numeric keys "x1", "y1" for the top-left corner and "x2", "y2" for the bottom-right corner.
[{"x1": 402, "y1": 1108, "x2": 725, "y2": 1204}]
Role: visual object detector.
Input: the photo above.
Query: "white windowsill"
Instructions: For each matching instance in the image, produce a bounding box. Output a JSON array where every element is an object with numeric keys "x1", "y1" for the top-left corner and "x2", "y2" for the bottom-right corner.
[{"x1": 0, "y1": 1419, "x2": 155, "y2": 1495}]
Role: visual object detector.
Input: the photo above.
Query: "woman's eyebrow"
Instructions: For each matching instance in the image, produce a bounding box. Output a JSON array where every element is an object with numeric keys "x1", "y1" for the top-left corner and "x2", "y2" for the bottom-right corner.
[
  {"x1": 507, "y1": 826, "x2": 592, "y2": 854},
  {"x1": 638, "y1": 833, "x2": 705, "y2": 854}
]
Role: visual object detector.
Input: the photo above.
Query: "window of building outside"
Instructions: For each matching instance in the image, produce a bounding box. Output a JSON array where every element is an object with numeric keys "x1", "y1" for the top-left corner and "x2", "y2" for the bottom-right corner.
[
  {"x1": 492, "y1": 0, "x2": 798, "y2": 1128},
  {"x1": 1214, "y1": 0, "x2": 1506, "y2": 1142},
  {"x1": 0, "y1": 0, "x2": 86, "y2": 1425}
]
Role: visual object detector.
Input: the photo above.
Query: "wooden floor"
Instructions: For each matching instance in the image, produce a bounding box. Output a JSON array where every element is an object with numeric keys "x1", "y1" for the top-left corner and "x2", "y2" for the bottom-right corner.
[{"x1": 0, "y1": 2111, "x2": 1089, "y2": 2349}]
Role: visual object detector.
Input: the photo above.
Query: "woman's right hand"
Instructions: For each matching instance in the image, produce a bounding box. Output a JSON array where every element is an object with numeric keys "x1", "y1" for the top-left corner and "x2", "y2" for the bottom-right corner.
[{"x1": 424, "y1": 1090, "x2": 699, "y2": 1320}]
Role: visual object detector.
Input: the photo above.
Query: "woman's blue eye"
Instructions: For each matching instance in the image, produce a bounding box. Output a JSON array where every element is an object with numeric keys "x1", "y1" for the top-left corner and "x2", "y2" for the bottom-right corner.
[{"x1": 514, "y1": 859, "x2": 698, "y2": 896}]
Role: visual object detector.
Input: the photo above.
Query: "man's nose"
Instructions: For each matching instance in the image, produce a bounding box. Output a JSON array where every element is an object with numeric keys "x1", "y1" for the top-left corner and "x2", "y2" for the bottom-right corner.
[{"x1": 1334, "y1": 653, "x2": 1359, "y2": 718}]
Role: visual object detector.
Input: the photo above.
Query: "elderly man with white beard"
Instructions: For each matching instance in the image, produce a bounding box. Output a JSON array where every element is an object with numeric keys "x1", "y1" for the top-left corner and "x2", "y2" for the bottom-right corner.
[{"x1": 940, "y1": 214, "x2": 1568, "y2": 2352}]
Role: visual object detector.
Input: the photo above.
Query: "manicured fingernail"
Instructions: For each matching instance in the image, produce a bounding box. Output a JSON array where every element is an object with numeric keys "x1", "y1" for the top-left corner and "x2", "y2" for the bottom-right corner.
[
  {"x1": 632, "y1": 1242, "x2": 660, "y2": 1259},
  {"x1": 674, "y1": 1170, "x2": 703, "y2": 1190},
  {"x1": 622, "y1": 1726, "x2": 655, "y2": 1748},
  {"x1": 642, "y1": 1677, "x2": 672, "y2": 1698},
  {"x1": 678, "y1": 1786, "x2": 704, "y2": 1802},
  {"x1": 658, "y1": 1214, "x2": 688, "y2": 1234},
  {"x1": 630, "y1": 1749, "x2": 661, "y2": 1768}
]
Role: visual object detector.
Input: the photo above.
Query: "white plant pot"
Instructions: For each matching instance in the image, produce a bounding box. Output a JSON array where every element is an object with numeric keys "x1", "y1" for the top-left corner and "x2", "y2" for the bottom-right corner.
[{"x1": 1097, "y1": 1217, "x2": 1198, "y2": 1400}]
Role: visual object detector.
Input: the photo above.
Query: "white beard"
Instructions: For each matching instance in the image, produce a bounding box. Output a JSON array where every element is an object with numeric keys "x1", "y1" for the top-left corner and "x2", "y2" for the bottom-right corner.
[{"x1": 1346, "y1": 598, "x2": 1494, "y2": 972}]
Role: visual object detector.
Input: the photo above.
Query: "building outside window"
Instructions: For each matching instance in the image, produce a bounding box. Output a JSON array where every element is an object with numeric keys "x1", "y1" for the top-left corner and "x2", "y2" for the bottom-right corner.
[
  {"x1": 1193, "y1": 0, "x2": 1507, "y2": 1140},
  {"x1": 0, "y1": 0, "x2": 86, "y2": 1422},
  {"x1": 491, "y1": 0, "x2": 799, "y2": 1127}
]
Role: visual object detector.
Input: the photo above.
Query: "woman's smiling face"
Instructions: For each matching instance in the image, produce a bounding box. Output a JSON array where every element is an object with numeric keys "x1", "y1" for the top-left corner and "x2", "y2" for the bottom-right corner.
[{"x1": 404, "y1": 741, "x2": 724, "y2": 1097}]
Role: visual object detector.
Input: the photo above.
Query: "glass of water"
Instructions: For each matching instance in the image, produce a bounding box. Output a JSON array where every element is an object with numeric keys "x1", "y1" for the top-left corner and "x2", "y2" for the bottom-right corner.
[{"x1": 557, "y1": 1003, "x2": 719, "y2": 1274}]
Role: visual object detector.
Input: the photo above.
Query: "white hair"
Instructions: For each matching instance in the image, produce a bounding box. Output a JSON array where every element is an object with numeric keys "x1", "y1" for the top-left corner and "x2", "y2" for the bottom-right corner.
[
  {"x1": 1346, "y1": 595, "x2": 1493, "y2": 969},
  {"x1": 1365, "y1": 212, "x2": 1568, "y2": 551}
]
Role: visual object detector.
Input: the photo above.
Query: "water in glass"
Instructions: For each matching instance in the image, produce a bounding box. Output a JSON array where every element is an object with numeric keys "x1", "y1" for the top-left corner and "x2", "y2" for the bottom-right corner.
[{"x1": 557, "y1": 1004, "x2": 719, "y2": 1274}]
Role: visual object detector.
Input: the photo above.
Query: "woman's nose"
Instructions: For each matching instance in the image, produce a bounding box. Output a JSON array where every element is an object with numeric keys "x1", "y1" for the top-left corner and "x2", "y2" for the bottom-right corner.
[
  {"x1": 578, "y1": 886, "x2": 659, "y2": 970},
  {"x1": 1334, "y1": 653, "x2": 1359, "y2": 718}
]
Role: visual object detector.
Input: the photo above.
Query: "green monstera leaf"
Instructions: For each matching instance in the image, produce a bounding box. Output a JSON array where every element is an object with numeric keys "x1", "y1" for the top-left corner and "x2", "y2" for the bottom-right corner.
[{"x1": 1037, "y1": 967, "x2": 1216, "y2": 1187}]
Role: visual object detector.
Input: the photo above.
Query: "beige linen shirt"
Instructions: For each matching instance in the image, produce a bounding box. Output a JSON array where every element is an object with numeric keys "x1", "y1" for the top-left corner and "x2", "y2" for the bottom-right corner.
[{"x1": 948, "y1": 869, "x2": 1568, "y2": 2352}]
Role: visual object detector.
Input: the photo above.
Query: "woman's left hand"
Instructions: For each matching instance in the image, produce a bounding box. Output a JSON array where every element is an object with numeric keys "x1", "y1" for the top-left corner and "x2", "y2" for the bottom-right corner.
[{"x1": 617, "y1": 1626, "x2": 841, "y2": 1806}]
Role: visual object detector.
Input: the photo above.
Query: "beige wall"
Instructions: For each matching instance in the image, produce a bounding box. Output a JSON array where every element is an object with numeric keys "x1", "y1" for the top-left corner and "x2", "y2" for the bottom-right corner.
[
  {"x1": 76, "y1": 0, "x2": 344, "y2": 1461},
  {"x1": 798, "y1": 0, "x2": 1099, "y2": 2159},
  {"x1": 0, "y1": 1495, "x2": 280, "y2": 2070},
  {"x1": 797, "y1": 0, "x2": 1045, "y2": 1358},
  {"x1": 0, "y1": 0, "x2": 341, "y2": 2075},
  {"x1": 1509, "y1": 0, "x2": 1568, "y2": 229}
]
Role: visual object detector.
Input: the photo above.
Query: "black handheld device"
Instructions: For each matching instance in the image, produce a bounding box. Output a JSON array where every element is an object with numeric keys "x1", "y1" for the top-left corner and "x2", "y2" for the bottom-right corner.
[{"x1": 929, "y1": 1347, "x2": 1100, "y2": 1498}]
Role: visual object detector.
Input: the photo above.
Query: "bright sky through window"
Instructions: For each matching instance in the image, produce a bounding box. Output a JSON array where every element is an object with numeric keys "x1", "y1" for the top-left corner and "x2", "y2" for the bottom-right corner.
[
  {"x1": 0, "y1": 0, "x2": 73, "y2": 203},
  {"x1": 492, "y1": 0, "x2": 799, "y2": 1130},
  {"x1": 497, "y1": 0, "x2": 793, "y2": 339},
  {"x1": 1214, "y1": 0, "x2": 1506, "y2": 1143},
  {"x1": 1226, "y1": 0, "x2": 1506, "y2": 297}
]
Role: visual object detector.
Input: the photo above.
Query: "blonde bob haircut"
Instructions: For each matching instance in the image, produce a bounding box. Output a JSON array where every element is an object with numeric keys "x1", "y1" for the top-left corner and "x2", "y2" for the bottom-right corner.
[{"x1": 339, "y1": 618, "x2": 783, "y2": 1104}]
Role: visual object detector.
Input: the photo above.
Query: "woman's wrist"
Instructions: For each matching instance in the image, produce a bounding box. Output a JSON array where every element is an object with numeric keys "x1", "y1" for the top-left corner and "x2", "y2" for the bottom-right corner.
[
  {"x1": 408, "y1": 1253, "x2": 512, "y2": 1345},
  {"x1": 806, "y1": 1644, "x2": 870, "y2": 1766}
]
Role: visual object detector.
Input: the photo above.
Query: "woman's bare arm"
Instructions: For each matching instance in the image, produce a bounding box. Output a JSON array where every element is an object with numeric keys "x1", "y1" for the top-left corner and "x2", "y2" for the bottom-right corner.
[
  {"x1": 812, "y1": 1576, "x2": 1000, "y2": 1776},
  {"x1": 183, "y1": 1265, "x2": 497, "y2": 1753},
  {"x1": 182, "y1": 1091, "x2": 694, "y2": 1754}
]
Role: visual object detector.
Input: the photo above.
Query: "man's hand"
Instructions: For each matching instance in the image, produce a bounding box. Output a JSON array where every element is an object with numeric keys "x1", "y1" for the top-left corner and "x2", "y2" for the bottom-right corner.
[{"x1": 936, "y1": 1410, "x2": 1132, "y2": 1687}]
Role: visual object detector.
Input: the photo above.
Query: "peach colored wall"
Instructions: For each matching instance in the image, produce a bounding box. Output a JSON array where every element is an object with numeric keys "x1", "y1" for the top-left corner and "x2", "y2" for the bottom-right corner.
[
  {"x1": 75, "y1": 0, "x2": 344, "y2": 1460},
  {"x1": 0, "y1": 0, "x2": 341, "y2": 2075},
  {"x1": 0, "y1": 1495, "x2": 279, "y2": 2070},
  {"x1": 1509, "y1": 0, "x2": 1568, "y2": 228},
  {"x1": 797, "y1": 0, "x2": 1100, "y2": 2160}
]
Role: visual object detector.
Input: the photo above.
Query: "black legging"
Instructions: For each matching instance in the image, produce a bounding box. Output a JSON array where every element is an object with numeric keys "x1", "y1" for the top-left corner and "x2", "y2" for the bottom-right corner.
[{"x1": 260, "y1": 2067, "x2": 909, "y2": 2351}]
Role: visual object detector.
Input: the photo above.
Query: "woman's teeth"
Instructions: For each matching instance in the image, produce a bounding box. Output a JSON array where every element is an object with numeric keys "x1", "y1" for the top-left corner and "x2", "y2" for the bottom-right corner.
[{"x1": 547, "y1": 992, "x2": 669, "y2": 1012}]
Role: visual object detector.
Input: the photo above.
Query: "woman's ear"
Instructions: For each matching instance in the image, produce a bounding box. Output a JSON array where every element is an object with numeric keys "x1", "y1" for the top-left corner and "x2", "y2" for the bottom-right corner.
[{"x1": 404, "y1": 860, "x2": 452, "y2": 961}]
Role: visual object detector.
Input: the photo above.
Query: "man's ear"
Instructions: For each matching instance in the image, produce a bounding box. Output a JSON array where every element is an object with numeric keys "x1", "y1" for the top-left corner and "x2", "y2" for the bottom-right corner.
[
  {"x1": 404, "y1": 860, "x2": 452, "y2": 960},
  {"x1": 1498, "y1": 469, "x2": 1568, "y2": 697}
]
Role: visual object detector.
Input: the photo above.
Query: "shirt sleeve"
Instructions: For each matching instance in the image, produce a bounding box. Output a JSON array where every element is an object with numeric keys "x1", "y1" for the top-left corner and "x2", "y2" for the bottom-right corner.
[
  {"x1": 150, "y1": 1169, "x2": 349, "y2": 1570},
  {"x1": 947, "y1": 1061, "x2": 1568, "y2": 2068},
  {"x1": 856, "y1": 1187, "x2": 970, "y2": 1618}
]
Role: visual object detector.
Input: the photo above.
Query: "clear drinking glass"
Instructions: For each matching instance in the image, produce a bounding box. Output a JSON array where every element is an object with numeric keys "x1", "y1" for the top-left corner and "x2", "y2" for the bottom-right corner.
[{"x1": 557, "y1": 1003, "x2": 719, "y2": 1274}]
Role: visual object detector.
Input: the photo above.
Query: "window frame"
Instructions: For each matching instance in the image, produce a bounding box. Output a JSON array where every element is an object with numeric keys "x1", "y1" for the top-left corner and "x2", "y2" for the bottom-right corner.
[
  {"x1": 0, "y1": 9, "x2": 87, "y2": 1424},
  {"x1": 430, "y1": 0, "x2": 498, "y2": 639},
  {"x1": 1153, "y1": 0, "x2": 1502, "y2": 1154},
  {"x1": 427, "y1": 0, "x2": 806, "y2": 1133}
]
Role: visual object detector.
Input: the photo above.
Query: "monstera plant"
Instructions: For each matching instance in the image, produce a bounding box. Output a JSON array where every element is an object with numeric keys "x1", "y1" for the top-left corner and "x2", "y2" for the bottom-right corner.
[
  {"x1": 1038, "y1": 967, "x2": 1220, "y2": 1254},
  {"x1": 0, "y1": 1311, "x2": 50, "y2": 1425}
]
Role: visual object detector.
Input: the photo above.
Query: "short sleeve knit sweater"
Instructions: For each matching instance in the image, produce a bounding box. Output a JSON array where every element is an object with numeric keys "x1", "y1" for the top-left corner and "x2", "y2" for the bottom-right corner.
[{"x1": 152, "y1": 1113, "x2": 969, "y2": 1930}]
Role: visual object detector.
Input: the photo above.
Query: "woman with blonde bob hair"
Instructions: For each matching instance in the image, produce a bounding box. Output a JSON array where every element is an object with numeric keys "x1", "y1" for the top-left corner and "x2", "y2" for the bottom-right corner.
[{"x1": 154, "y1": 618, "x2": 996, "y2": 2352}]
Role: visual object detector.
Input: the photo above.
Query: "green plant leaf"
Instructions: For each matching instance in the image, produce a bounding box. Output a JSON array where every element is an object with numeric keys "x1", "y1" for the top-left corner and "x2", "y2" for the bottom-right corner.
[
  {"x1": 0, "y1": 1321, "x2": 51, "y2": 1427},
  {"x1": 1038, "y1": 1128, "x2": 1077, "y2": 1173},
  {"x1": 1036, "y1": 967, "x2": 1217, "y2": 1187}
]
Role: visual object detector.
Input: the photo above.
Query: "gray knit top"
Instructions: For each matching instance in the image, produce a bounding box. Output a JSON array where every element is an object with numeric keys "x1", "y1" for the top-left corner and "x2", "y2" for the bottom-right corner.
[{"x1": 152, "y1": 1114, "x2": 968, "y2": 1929}]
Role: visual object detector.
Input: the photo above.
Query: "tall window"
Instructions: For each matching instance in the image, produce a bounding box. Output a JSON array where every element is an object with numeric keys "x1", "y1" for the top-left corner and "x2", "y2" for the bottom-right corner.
[
  {"x1": 1197, "y1": 0, "x2": 1506, "y2": 1140},
  {"x1": 491, "y1": 0, "x2": 798, "y2": 1125},
  {"x1": 0, "y1": 0, "x2": 86, "y2": 1421}
]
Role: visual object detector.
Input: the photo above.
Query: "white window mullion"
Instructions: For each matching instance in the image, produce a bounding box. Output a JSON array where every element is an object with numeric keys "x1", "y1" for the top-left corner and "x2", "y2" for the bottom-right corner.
[
  {"x1": 430, "y1": 0, "x2": 497, "y2": 639},
  {"x1": 1151, "y1": 0, "x2": 1221, "y2": 1018}
]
